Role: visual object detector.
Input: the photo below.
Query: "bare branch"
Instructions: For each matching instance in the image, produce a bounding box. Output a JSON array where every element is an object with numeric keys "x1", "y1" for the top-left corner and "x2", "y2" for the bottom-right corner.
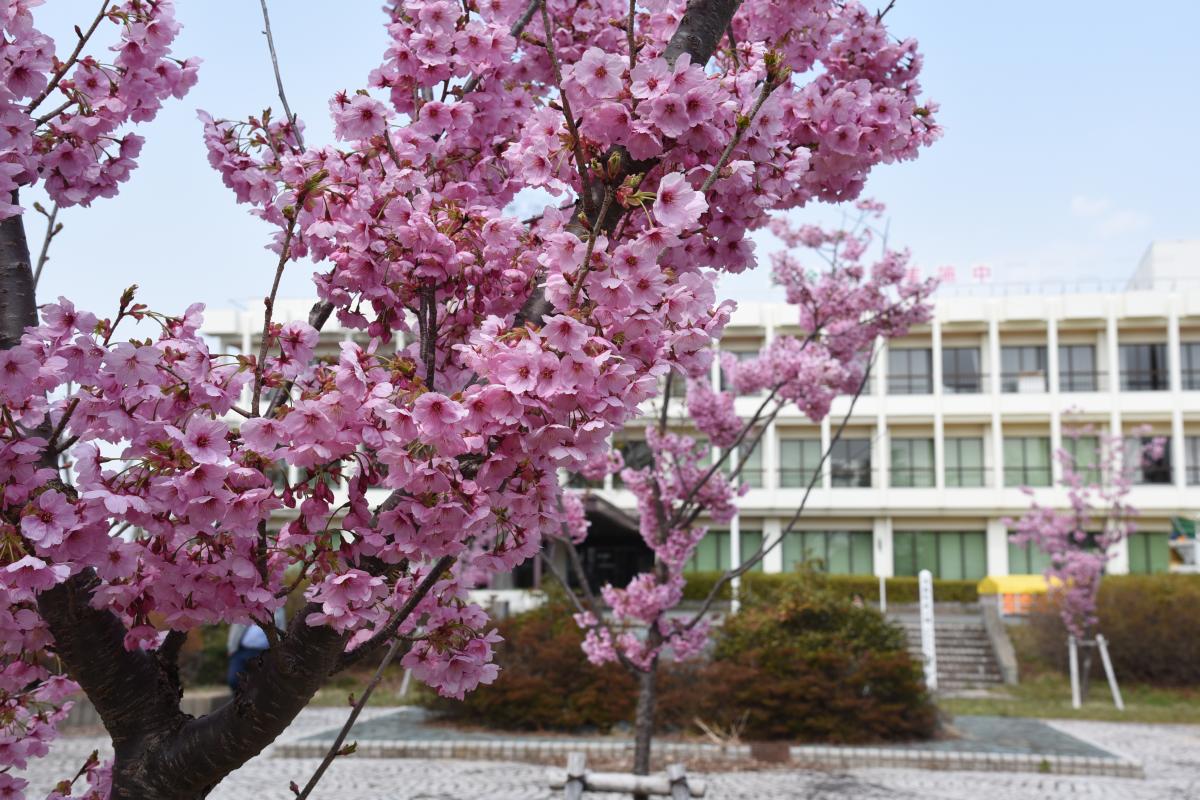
[
  {"x1": 26, "y1": 1, "x2": 112, "y2": 114},
  {"x1": 251, "y1": 217, "x2": 298, "y2": 416},
  {"x1": 258, "y1": 0, "x2": 305, "y2": 149},
  {"x1": 31, "y1": 203, "x2": 61, "y2": 290},
  {"x1": 540, "y1": 0, "x2": 596, "y2": 219}
]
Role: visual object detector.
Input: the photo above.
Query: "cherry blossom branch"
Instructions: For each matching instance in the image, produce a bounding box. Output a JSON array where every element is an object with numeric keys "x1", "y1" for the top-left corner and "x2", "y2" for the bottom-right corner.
[
  {"x1": 684, "y1": 354, "x2": 876, "y2": 628},
  {"x1": 251, "y1": 216, "x2": 298, "y2": 416},
  {"x1": 626, "y1": 0, "x2": 638, "y2": 71},
  {"x1": 300, "y1": 556, "x2": 456, "y2": 798},
  {"x1": 539, "y1": 0, "x2": 596, "y2": 219},
  {"x1": 698, "y1": 70, "x2": 781, "y2": 194},
  {"x1": 26, "y1": 1, "x2": 112, "y2": 114},
  {"x1": 569, "y1": 188, "x2": 614, "y2": 306},
  {"x1": 460, "y1": 0, "x2": 541, "y2": 95},
  {"x1": 335, "y1": 554, "x2": 455, "y2": 671},
  {"x1": 258, "y1": 0, "x2": 305, "y2": 149},
  {"x1": 31, "y1": 202, "x2": 62, "y2": 289}
]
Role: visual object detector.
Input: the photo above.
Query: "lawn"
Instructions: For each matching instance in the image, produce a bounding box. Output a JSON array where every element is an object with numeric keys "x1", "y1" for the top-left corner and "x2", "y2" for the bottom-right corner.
[{"x1": 940, "y1": 672, "x2": 1200, "y2": 725}]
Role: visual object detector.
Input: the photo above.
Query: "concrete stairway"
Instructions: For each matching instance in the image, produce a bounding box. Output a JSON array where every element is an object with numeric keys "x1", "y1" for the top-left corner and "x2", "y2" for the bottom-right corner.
[{"x1": 889, "y1": 604, "x2": 1005, "y2": 692}]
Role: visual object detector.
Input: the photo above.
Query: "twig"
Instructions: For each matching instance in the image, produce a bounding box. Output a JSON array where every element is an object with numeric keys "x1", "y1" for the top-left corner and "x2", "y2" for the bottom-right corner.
[
  {"x1": 699, "y1": 76, "x2": 779, "y2": 195},
  {"x1": 26, "y1": 1, "x2": 112, "y2": 113},
  {"x1": 685, "y1": 354, "x2": 878, "y2": 627},
  {"x1": 568, "y1": 188, "x2": 614, "y2": 306},
  {"x1": 32, "y1": 203, "x2": 61, "y2": 289},
  {"x1": 540, "y1": 0, "x2": 596, "y2": 219},
  {"x1": 626, "y1": 0, "x2": 638, "y2": 71},
  {"x1": 298, "y1": 557, "x2": 455, "y2": 799},
  {"x1": 251, "y1": 218, "x2": 298, "y2": 416},
  {"x1": 258, "y1": 0, "x2": 305, "y2": 149}
]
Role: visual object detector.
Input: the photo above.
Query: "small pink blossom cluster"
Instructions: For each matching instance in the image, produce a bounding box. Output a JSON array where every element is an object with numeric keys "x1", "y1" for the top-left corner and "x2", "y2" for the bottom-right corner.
[
  {"x1": 0, "y1": 0, "x2": 198, "y2": 217},
  {"x1": 1008, "y1": 428, "x2": 1164, "y2": 638}
]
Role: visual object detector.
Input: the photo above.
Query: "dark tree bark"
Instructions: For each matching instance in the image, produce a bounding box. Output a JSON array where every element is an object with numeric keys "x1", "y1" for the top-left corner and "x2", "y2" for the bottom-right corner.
[
  {"x1": 0, "y1": 194, "x2": 37, "y2": 350},
  {"x1": 631, "y1": 664, "x2": 658, "y2": 800}
]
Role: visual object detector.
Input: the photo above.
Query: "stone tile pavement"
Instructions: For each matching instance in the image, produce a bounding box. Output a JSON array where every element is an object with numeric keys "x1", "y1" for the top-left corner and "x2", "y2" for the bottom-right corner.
[{"x1": 17, "y1": 709, "x2": 1200, "y2": 799}]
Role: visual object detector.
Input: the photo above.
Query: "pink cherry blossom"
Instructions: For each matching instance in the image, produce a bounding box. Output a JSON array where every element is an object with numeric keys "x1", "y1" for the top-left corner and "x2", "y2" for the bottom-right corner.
[{"x1": 652, "y1": 172, "x2": 706, "y2": 233}]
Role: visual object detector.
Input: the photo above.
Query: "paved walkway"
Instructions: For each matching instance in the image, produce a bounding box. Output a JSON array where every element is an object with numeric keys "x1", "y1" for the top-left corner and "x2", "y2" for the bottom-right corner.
[{"x1": 18, "y1": 709, "x2": 1200, "y2": 799}]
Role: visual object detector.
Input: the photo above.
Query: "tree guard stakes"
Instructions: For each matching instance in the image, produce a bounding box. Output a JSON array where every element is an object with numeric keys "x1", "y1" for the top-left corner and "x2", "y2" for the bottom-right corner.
[
  {"x1": 1068, "y1": 634, "x2": 1125, "y2": 711},
  {"x1": 550, "y1": 753, "x2": 707, "y2": 799}
]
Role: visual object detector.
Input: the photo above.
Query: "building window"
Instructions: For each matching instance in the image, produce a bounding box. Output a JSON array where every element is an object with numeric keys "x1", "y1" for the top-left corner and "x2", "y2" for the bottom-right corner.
[
  {"x1": 890, "y1": 438, "x2": 935, "y2": 487},
  {"x1": 942, "y1": 347, "x2": 982, "y2": 394},
  {"x1": 893, "y1": 531, "x2": 987, "y2": 580},
  {"x1": 722, "y1": 433, "x2": 764, "y2": 488},
  {"x1": 566, "y1": 472, "x2": 603, "y2": 489},
  {"x1": 1062, "y1": 435, "x2": 1101, "y2": 484},
  {"x1": 1001, "y1": 345, "x2": 1047, "y2": 393},
  {"x1": 887, "y1": 348, "x2": 932, "y2": 395},
  {"x1": 831, "y1": 438, "x2": 872, "y2": 487},
  {"x1": 779, "y1": 438, "x2": 823, "y2": 488},
  {"x1": 613, "y1": 438, "x2": 651, "y2": 488},
  {"x1": 1059, "y1": 344, "x2": 1098, "y2": 392},
  {"x1": 685, "y1": 529, "x2": 764, "y2": 572},
  {"x1": 1187, "y1": 436, "x2": 1200, "y2": 485},
  {"x1": 1007, "y1": 540, "x2": 1052, "y2": 574},
  {"x1": 945, "y1": 437, "x2": 986, "y2": 487},
  {"x1": 1004, "y1": 437, "x2": 1052, "y2": 487},
  {"x1": 1119, "y1": 343, "x2": 1169, "y2": 391},
  {"x1": 782, "y1": 530, "x2": 873, "y2": 574},
  {"x1": 1127, "y1": 531, "x2": 1170, "y2": 574},
  {"x1": 1125, "y1": 436, "x2": 1172, "y2": 485},
  {"x1": 1182, "y1": 343, "x2": 1200, "y2": 390}
]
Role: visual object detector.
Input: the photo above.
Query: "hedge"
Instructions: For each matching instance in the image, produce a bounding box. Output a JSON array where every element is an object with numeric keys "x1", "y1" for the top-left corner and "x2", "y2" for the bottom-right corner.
[
  {"x1": 1020, "y1": 574, "x2": 1200, "y2": 686},
  {"x1": 425, "y1": 580, "x2": 938, "y2": 743},
  {"x1": 680, "y1": 571, "x2": 979, "y2": 604},
  {"x1": 700, "y1": 576, "x2": 938, "y2": 742}
]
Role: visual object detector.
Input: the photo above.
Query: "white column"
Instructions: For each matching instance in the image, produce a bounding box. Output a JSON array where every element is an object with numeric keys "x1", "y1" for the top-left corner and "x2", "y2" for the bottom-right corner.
[
  {"x1": 1168, "y1": 300, "x2": 1185, "y2": 488},
  {"x1": 820, "y1": 415, "x2": 832, "y2": 490},
  {"x1": 873, "y1": 516, "x2": 893, "y2": 577},
  {"x1": 762, "y1": 518, "x2": 784, "y2": 573},
  {"x1": 1048, "y1": 309, "x2": 1063, "y2": 482},
  {"x1": 987, "y1": 306, "x2": 1002, "y2": 395},
  {"x1": 933, "y1": 316, "x2": 945, "y2": 490},
  {"x1": 1106, "y1": 304, "x2": 1122, "y2": 435},
  {"x1": 764, "y1": 315, "x2": 778, "y2": 491},
  {"x1": 986, "y1": 518, "x2": 1009, "y2": 576},
  {"x1": 1108, "y1": 534, "x2": 1130, "y2": 575}
]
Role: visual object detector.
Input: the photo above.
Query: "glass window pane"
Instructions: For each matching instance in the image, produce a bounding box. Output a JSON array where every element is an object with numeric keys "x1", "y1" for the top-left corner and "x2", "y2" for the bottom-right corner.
[
  {"x1": 938, "y1": 533, "x2": 964, "y2": 580},
  {"x1": 915, "y1": 531, "x2": 938, "y2": 575},
  {"x1": 963, "y1": 532, "x2": 987, "y2": 579},
  {"x1": 828, "y1": 531, "x2": 851, "y2": 574},
  {"x1": 850, "y1": 532, "x2": 874, "y2": 575},
  {"x1": 738, "y1": 530, "x2": 764, "y2": 572},
  {"x1": 893, "y1": 531, "x2": 915, "y2": 576}
]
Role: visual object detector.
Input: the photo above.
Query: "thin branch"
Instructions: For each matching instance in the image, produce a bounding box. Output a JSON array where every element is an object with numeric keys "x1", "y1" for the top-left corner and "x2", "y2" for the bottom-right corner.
[
  {"x1": 685, "y1": 355, "x2": 877, "y2": 627},
  {"x1": 540, "y1": 0, "x2": 596, "y2": 219},
  {"x1": 568, "y1": 188, "x2": 614, "y2": 306},
  {"x1": 626, "y1": 0, "x2": 638, "y2": 71},
  {"x1": 251, "y1": 218, "x2": 298, "y2": 416},
  {"x1": 299, "y1": 556, "x2": 456, "y2": 799},
  {"x1": 32, "y1": 203, "x2": 61, "y2": 289},
  {"x1": 699, "y1": 75, "x2": 779, "y2": 195},
  {"x1": 258, "y1": 0, "x2": 305, "y2": 149},
  {"x1": 26, "y1": 1, "x2": 112, "y2": 114}
]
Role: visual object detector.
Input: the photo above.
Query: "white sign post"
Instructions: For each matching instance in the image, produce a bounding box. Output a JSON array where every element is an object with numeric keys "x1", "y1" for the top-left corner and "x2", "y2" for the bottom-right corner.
[{"x1": 918, "y1": 569, "x2": 937, "y2": 692}]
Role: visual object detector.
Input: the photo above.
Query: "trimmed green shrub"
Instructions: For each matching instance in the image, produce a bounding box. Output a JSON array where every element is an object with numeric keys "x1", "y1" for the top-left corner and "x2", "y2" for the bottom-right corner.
[
  {"x1": 697, "y1": 575, "x2": 937, "y2": 742},
  {"x1": 1021, "y1": 574, "x2": 1200, "y2": 686},
  {"x1": 681, "y1": 571, "x2": 979, "y2": 604},
  {"x1": 422, "y1": 591, "x2": 697, "y2": 733}
]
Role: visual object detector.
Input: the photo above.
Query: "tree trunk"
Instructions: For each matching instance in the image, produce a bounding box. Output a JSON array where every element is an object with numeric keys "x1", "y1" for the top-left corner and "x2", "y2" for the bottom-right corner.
[
  {"x1": 0, "y1": 193, "x2": 37, "y2": 349},
  {"x1": 631, "y1": 664, "x2": 658, "y2": 800}
]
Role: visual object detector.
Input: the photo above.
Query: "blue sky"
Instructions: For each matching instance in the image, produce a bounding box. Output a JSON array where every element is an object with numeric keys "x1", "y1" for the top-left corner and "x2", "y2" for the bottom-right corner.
[{"x1": 25, "y1": 1, "x2": 1200, "y2": 316}]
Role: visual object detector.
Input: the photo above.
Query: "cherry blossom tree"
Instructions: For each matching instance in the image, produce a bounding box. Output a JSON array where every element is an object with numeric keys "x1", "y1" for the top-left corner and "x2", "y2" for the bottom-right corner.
[
  {"x1": 1009, "y1": 426, "x2": 1165, "y2": 639},
  {"x1": 0, "y1": 0, "x2": 938, "y2": 797},
  {"x1": 550, "y1": 204, "x2": 934, "y2": 774}
]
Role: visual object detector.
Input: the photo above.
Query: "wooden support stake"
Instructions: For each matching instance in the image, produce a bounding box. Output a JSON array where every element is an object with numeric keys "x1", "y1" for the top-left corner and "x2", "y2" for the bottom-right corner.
[{"x1": 1068, "y1": 635, "x2": 1081, "y2": 710}]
